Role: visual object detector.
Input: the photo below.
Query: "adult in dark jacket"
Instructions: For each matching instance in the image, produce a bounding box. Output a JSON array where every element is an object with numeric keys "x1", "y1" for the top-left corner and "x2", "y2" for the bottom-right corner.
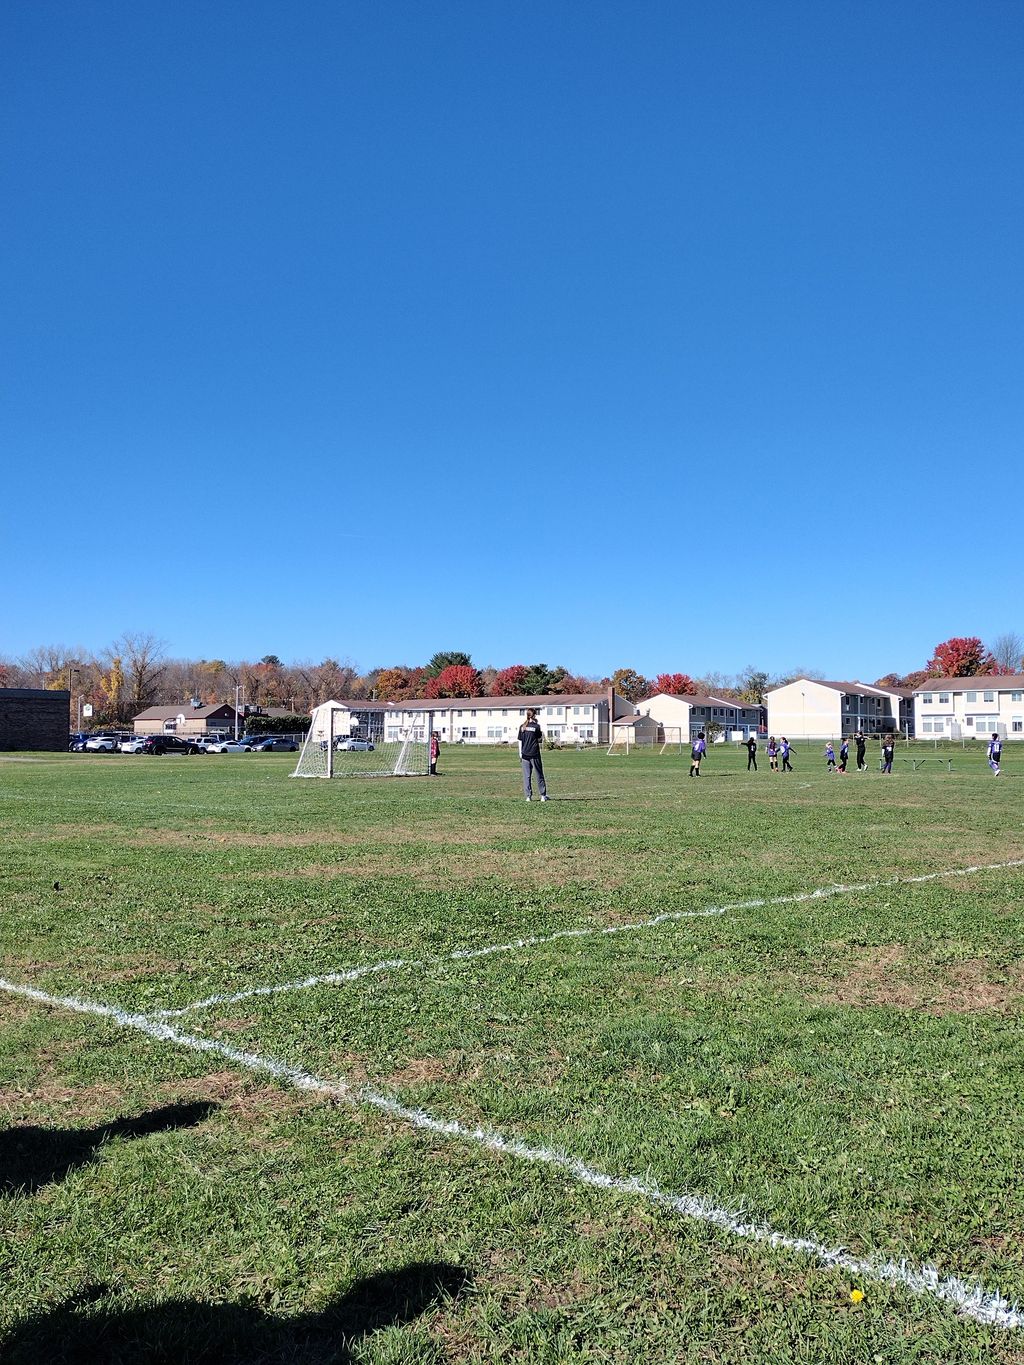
[
  {"x1": 518, "y1": 709, "x2": 548, "y2": 801},
  {"x1": 745, "y1": 735, "x2": 758, "y2": 771},
  {"x1": 855, "y1": 732, "x2": 867, "y2": 771}
]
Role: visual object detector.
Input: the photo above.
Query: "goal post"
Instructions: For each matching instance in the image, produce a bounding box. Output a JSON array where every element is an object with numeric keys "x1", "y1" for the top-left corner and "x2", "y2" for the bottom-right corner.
[{"x1": 292, "y1": 702, "x2": 433, "y2": 779}]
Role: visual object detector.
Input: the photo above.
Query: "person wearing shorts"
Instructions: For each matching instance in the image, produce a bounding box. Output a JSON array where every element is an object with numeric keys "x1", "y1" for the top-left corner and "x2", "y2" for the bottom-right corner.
[
  {"x1": 690, "y1": 731, "x2": 706, "y2": 777},
  {"x1": 518, "y1": 709, "x2": 548, "y2": 801},
  {"x1": 988, "y1": 732, "x2": 1002, "y2": 775},
  {"x1": 767, "y1": 737, "x2": 778, "y2": 772},
  {"x1": 780, "y1": 737, "x2": 793, "y2": 772}
]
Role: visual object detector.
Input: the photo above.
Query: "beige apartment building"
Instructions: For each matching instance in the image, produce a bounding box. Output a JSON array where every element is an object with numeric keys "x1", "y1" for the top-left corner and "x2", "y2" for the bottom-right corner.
[{"x1": 913, "y1": 675, "x2": 1024, "y2": 739}]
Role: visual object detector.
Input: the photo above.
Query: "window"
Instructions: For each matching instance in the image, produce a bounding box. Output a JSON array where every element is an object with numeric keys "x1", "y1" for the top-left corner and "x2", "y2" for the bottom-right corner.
[
  {"x1": 1011, "y1": 692, "x2": 1022, "y2": 703},
  {"x1": 983, "y1": 691, "x2": 995, "y2": 703},
  {"x1": 470, "y1": 709, "x2": 477, "y2": 717},
  {"x1": 921, "y1": 693, "x2": 933, "y2": 704},
  {"x1": 501, "y1": 709, "x2": 507, "y2": 716},
  {"x1": 461, "y1": 727, "x2": 476, "y2": 740},
  {"x1": 546, "y1": 707, "x2": 553, "y2": 715},
  {"x1": 938, "y1": 693, "x2": 950, "y2": 704},
  {"x1": 486, "y1": 727, "x2": 502, "y2": 739},
  {"x1": 965, "y1": 691, "x2": 977, "y2": 703},
  {"x1": 1013, "y1": 718, "x2": 1022, "y2": 733},
  {"x1": 583, "y1": 705, "x2": 591, "y2": 715},
  {"x1": 573, "y1": 706, "x2": 580, "y2": 715}
]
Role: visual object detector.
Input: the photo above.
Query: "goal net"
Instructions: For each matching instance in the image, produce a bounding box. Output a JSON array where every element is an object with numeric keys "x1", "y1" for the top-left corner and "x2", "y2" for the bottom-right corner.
[{"x1": 292, "y1": 702, "x2": 432, "y2": 779}]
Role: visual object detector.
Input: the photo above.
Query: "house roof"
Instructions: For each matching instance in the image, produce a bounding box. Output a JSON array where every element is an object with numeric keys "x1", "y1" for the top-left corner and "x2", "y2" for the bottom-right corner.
[
  {"x1": 912, "y1": 674, "x2": 1024, "y2": 694},
  {"x1": 652, "y1": 692, "x2": 761, "y2": 710},
  {"x1": 133, "y1": 703, "x2": 236, "y2": 720},
  {"x1": 766, "y1": 678, "x2": 913, "y2": 700}
]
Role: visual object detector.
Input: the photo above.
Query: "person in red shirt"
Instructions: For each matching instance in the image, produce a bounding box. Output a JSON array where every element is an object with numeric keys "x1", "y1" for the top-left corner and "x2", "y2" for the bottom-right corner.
[{"x1": 429, "y1": 731, "x2": 440, "y2": 776}]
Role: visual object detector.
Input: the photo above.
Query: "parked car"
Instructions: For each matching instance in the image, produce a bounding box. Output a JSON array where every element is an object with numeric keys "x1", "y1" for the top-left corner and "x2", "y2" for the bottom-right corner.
[
  {"x1": 84, "y1": 734, "x2": 120, "y2": 752},
  {"x1": 119, "y1": 736, "x2": 148, "y2": 753},
  {"x1": 216, "y1": 737, "x2": 260, "y2": 752},
  {"x1": 192, "y1": 735, "x2": 230, "y2": 751},
  {"x1": 335, "y1": 737, "x2": 375, "y2": 751},
  {"x1": 251, "y1": 736, "x2": 298, "y2": 752},
  {"x1": 68, "y1": 732, "x2": 89, "y2": 752},
  {"x1": 141, "y1": 735, "x2": 202, "y2": 756}
]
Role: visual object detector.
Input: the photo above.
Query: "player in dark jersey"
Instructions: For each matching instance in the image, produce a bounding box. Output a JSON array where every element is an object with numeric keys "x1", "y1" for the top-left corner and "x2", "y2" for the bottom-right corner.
[{"x1": 518, "y1": 709, "x2": 548, "y2": 801}]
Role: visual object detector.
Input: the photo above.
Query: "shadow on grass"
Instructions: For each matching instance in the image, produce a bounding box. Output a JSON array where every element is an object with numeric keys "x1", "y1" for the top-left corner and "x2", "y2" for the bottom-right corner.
[
  {"x1": 0, "y1": 1101, "x2": 218, "y2": 1196},
  {"x1": 2, "y1": 1262, "x2": 471, "y2": 1364}
]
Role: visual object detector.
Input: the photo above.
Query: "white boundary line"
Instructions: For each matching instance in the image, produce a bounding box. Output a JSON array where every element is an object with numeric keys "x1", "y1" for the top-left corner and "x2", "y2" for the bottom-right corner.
[
  {"x1": 151, "y1": 858, "x2": 1024, "y2": 1020},
  {"x1": 1, "y1": 973, "x2": 1021, "y2": 1331}
]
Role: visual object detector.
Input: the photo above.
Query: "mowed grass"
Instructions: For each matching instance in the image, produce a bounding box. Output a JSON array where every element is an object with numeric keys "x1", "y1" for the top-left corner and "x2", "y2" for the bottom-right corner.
[{"x1": 1, "y1": 741, "x2": 1023, "y2": 1364}]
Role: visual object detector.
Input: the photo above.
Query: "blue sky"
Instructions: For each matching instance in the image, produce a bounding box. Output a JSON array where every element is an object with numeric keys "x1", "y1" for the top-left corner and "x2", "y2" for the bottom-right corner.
[{"x1": 3, "y1": 2, "x2": 1022, "y2": 682}]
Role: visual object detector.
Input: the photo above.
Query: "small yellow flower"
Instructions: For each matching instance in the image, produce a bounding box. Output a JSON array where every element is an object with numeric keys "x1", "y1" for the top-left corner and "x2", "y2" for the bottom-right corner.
[{"x1": 850, "y1": 1289, "x2": 865, "y2": 1304}]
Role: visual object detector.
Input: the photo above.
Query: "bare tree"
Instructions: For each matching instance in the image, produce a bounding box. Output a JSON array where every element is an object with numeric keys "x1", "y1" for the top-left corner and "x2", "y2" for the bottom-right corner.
[
  {"x1": 990, "y1": 632, "x2": 1024, "y2": 673},
  {"x1": 108, "y1": 632, "x2": 166, "y2": 717}
]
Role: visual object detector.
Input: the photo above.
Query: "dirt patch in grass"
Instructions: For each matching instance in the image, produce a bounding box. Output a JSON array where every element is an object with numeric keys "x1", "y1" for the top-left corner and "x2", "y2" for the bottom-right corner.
[{"x1": 806, "y1": 945, "x2": 1024, "y2": 1015}]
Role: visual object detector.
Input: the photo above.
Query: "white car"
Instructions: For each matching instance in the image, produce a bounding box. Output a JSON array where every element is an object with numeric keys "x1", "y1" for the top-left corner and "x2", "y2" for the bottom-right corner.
[
  {"x1": 84, "y1": 734, "x2": 120, "y2": 752},
  {"x1": 335, "y1": 737, "x2": 375, "y2": 751},
  {"x1": 213, "y1": 738, "x2": 258, "y2": 753},
  {"x1": 119, "y1": 736, "x2": 148, "y2": 753}
]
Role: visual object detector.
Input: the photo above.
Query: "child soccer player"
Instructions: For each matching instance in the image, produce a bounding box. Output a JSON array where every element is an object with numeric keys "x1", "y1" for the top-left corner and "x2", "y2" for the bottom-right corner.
[
  {"x1": 429, "y1": 731, "x2": 440, "y2": 776},
  {"x1": 825, "y1": 741, "x2": 837, "y2": 772},
  {"x1": 988, "y1": 732, "x2": 1002, "y2": 775},
  {"x1": 689, "y1": 731, "x2": 706, "y2": 777},
  {"x1": 767, "y1": 737, "x2": 778, "y2": 772},
  {"x1": 838, "y1": 737, "x2": 849, "y2": 773},
  {"x1": 780, "y1": 737, "x2": 793, "y2": 772},
  {"x1": 881, "y1": 736, "x2": 895, "y2": 772}
]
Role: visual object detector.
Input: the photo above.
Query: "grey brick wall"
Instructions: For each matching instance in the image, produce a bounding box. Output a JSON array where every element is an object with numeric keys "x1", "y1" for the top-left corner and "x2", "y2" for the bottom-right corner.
[{"x1": 0, "y1": 688, "x2": 70, "y2": 752}]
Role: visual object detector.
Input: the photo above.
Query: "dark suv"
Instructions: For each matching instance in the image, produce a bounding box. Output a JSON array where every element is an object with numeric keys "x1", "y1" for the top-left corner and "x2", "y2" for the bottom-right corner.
[{"x1": 141, "y1": 735, "x2": 202, "y2": 756}]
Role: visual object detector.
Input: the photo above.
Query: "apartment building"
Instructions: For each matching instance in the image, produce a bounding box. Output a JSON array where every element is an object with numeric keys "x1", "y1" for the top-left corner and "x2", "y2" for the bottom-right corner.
[
  {"x1": 334, "y1": 690, "x2": 633, "y2": 746},
  {"x1": 913, "y1": 675, "x2": 1024, "y2": 739},
  {"x1": 765, "y1": 679, "x2": 913, "y2": 739}
]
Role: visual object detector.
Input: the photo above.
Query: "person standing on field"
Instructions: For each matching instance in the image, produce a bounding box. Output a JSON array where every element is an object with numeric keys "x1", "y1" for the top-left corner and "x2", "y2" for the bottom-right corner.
[
  {"x1": 767, "y1": 736, "x2": 778, "y2": 772},
  {"x1": 780, "y1": 737, "x2": 794, "y2": 772},
  {"x1": 745, "y1": 734, "x2": 758, "y2": 771},
  {"x1": 881, "y1": 735, "x2": 895, "y2": 772},
  {"x1": 988, "y1": 732, "x2": 1002, "y2": 775},
  {"x1": 825, "y1": 740, "x2": 837, "y2": 772},
  {"x1": 855, "y1": 731, "x2": 867, "y2": 771},
  {"x1": 838, "y1": 736, "x2": 849, "y2": 773},
  {"x1": 429, "y1": 731, "x2": 440, "y2": 776},
  {"x1": 689, "y1": 731, "x2": 707, "y2": 777},
  {"x1": 518, "y1": 708, "x2": 548, "y2": 801}
]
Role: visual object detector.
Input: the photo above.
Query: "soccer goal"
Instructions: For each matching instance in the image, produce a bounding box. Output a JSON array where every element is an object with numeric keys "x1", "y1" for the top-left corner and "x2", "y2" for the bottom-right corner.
[{"x1": 292, "y1": 702, "x2": 433, "y2": 779}]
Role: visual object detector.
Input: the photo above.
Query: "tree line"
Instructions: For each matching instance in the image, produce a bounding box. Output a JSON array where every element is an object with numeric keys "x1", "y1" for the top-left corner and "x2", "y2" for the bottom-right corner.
[{"x1": 1, "y1": 633, "x2": 1021, "y2": 728}]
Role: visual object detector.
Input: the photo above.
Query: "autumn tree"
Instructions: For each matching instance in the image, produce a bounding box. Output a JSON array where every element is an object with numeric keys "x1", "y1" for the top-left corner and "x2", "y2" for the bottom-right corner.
[
  {"x1": 927, "y1": 637, "x2": 995, "y2": 677},
  {"x1": 375, "y1": 667, "x2": 411, "y2": 701},
  {"x1": 491, "y1": 665, "x2": 529, "y2": 696},
  {"x1": 552, "y1": 672, "x2": 597, "y2": 694},
  {"x1": 735, "y1": 668, "x2": 770, "y2": 704},
  {"x1": 650, "y1": 672, "x2": 696, "y2": 697},
  {"x1": 425, "y1": 664, "x2": 483, "y2": 699},
  {"x1": 610, "y1": 668, "x2": 649, "y2": 703}
]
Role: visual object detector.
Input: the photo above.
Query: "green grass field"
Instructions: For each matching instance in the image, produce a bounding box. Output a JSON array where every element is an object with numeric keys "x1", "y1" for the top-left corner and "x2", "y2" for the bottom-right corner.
[{"x1": 2, "y1": 742, "x2": 1023, "y2": 1363}]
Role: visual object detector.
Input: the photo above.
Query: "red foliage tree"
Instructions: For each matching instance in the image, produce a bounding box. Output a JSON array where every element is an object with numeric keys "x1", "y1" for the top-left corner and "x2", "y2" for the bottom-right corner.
[
  {"x1": 552, "y1": 673, "x2": 596, "y2": 694},
  {"x1": 491, "y1": 665, "x2": 529, "y2": 696},
  {"x1": 425, "y1": 664, "x2": 483, "y2": 699},
  {"x1": 926, "y1": 637, "x2": 995, "y2": 677},
  {"x1": 650, "y1": 672, "x2": 696, "y2": 697}
]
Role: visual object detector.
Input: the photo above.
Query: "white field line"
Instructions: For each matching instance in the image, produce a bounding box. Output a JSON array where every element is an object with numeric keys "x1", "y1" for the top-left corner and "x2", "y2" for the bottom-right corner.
[
  {"x1": 151, "y1": 857, "x2": 1024, "y2": 1020},
  {"x1": 0, "y1": 975, "x2": 1021, "y2": 1331}
]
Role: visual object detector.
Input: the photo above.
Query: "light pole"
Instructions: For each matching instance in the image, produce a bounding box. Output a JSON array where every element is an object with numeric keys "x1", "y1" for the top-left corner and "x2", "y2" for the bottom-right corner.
[
  {"x1": 68, "y1": 667, "x2": 80, "y2": 730},
  {"x1": 234, "y1": 684, "x2": 241, "y2": 740}
]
